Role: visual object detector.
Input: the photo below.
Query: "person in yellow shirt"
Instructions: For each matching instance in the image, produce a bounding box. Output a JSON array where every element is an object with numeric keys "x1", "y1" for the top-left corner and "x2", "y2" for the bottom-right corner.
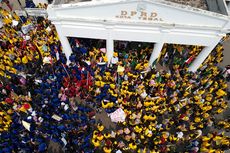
[
  {"x1": 129, "y1": 142, "x2": 137, "y2": 150},
  {"x1": 97, "y1": 123, "x2": 104, "y2": 132},
  {"x1": 92, "y1": 138, "x2": 100, "y2": 147},
  {"x1": 22, "y1": 56, "x2": 28, "y2": 64},
  {"x1": 103, "y1": 146, "x2": 112, "y2": 153},
  {"x1": 104, "y1": 133, "x2": 111, "y2": 139},
  {"x1": 216, "y1": 89, "x2": 227, "y2": 97},
  {"x1": 2, "y1": 16, "x2": 12, "y2": 25}
]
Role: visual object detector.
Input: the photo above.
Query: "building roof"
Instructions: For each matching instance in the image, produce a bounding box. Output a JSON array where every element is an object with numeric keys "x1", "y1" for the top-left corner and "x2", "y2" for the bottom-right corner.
[
  {"x1": 53, "y1": 0, "x2": 207, "y2": 9},
  {"x1": 164, "y1": 0, "x2": 228, "y2": 15},
  {"x1": 165, "y1": 0, "x2": 208, "y2": 10},
  {"x1": 52, "y1": 0, "x2": 89, "y2": 5},
  {"x1": 51, "y1": 0, "x2": 229, "y2": 16}
]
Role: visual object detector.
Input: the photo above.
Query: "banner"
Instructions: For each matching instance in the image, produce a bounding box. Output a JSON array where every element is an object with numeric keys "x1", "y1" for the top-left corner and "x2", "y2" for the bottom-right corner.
[
  {"x1": 21, "y1": 23, "x2": 34, "y2": 34},
  {"x1": 108, "y1": 108, "x2": 126, "y2": 123}
]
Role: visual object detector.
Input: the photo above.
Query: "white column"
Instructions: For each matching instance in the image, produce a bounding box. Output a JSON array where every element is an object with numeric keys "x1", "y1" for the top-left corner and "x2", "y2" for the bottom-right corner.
[
  {"x1": 58, "y1": 35, "x2": 72, "y2": 65},
  {"x1": 106, "y1": 38, "x2": 114, "y2": 65},
  {"x1": 148, "y1": 42, "x2": 164, "y2": 67},
  {"x1": 54, "y1": 24, "x2": 72, "y2": 64},
  {"x1": 188, "y1": 44, "x2": 217, "y2": 72}
]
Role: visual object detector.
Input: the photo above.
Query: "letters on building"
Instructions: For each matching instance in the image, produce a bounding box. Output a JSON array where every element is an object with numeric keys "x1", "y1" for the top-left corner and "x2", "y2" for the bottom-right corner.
[{"x1": 115, "y1": 10, "x2": 163, "y2": 21}]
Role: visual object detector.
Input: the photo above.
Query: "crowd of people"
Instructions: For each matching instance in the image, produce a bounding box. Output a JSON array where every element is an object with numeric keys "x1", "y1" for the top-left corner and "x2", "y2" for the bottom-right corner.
[
  {"x1": 88, "y1": 43, "x2": 229, "y2": 152},
  {"x1": 0, "y1": 3, "x2": 230, "y2": 153},
  {"x1": 158, "y1": 44, "x2": 204, "y2": 71}
]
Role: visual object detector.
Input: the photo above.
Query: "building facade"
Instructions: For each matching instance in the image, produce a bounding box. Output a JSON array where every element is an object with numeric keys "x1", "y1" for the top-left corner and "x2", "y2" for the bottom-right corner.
[{"x1": 47, "y1": 0, "x2": 230, "y2": 71}]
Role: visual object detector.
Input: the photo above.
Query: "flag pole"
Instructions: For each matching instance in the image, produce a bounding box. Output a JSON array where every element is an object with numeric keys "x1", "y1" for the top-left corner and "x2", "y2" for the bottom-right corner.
[
  {"x1": 86, "y1": 71, "x2": 89, "y2": 86},
  {"x1": 61, "y1": 63, "x2": 70, "y2": 78}
]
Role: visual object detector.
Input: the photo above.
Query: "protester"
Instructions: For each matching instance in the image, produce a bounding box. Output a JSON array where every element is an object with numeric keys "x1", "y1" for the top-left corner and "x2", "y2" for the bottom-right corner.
[{"x1": 0, "y1": 6, "x2": 229, "y2": 153}]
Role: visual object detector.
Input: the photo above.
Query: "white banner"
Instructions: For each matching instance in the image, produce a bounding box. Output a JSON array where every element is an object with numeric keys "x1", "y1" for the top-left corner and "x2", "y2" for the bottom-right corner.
[
  {"x1": 108, "y1": 108, "x2": 126, "y2": 123},
  {"x1": 21, "y1": 23, "x2": 34, "y2": 34}
]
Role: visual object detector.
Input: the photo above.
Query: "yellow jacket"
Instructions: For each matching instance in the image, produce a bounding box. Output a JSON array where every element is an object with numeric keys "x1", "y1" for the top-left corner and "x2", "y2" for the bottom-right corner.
[
  {"x1": 103, "y1": 147, "x2": 112, "y2": 153},
  {"x1": 92, "y1": 139, "x2": 100, "y2": 147},
  {"x1": 134, "y1": 126, "x2": 142, "y2": 133},
  {"x1": 22, "y1": 56, "x2": 28, "y2": 64},
  {"x1": 216, "y1": 89, "x2": 226, "y2": 97},
  {"x1": 129, "y1": 143, "x2": 137, "y2": 150},
  {"x1": 97, "y1": 124, "x2": 104, "y2": 132}
]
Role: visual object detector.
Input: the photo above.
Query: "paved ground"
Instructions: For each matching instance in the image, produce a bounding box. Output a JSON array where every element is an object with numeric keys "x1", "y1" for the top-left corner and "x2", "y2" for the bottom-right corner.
[
  {"x1": 220, "y1": 38, "x2": 230, "y2": 67},
  {"x1": 219, "y1": 39, "x2": 230, "y2": 145}
]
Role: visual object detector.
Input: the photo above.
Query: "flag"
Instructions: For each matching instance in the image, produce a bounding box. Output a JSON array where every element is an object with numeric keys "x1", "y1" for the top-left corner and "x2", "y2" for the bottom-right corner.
[
  {"x1": 185, "y1": 55, "x2": 195, "y2": 65},
  {"x1": 61, "y1": 138, "x2": 67, "y2": 146},
  {"x1": 22, "y1": 120, "x2": 31, "y2": 131},
  {"x1": 156, "y1": 76, "x2": 162, "y2": 83},
  {"x1": 152, "y1": 58, "x2": 158, "y2": 66},
  {"x1": 75, "y1": 39, "x2": 80, "y2": 47}
]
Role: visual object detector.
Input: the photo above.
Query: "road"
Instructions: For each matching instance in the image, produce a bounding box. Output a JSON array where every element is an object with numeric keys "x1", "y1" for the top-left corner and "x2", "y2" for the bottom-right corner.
[{"x1": 220, "y1": 39, "x2": 230, "y2": 67}]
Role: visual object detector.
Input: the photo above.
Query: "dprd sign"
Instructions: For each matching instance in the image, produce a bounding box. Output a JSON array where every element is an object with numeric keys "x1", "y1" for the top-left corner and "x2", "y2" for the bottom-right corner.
[{"x1": 115, "y1": 10, "x2": 163, "y2": 21}]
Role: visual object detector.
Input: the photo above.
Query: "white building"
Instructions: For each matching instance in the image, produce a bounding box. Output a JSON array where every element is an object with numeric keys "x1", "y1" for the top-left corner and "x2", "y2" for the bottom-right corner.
[{"x1": 47, "y1": 0, "x2": 230, "y2": 71}]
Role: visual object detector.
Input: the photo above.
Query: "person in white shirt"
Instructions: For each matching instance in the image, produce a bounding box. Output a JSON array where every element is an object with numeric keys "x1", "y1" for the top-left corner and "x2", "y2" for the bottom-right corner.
[{"x1": 111, "y1": 52, "x2": 119, "y2": 65}]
